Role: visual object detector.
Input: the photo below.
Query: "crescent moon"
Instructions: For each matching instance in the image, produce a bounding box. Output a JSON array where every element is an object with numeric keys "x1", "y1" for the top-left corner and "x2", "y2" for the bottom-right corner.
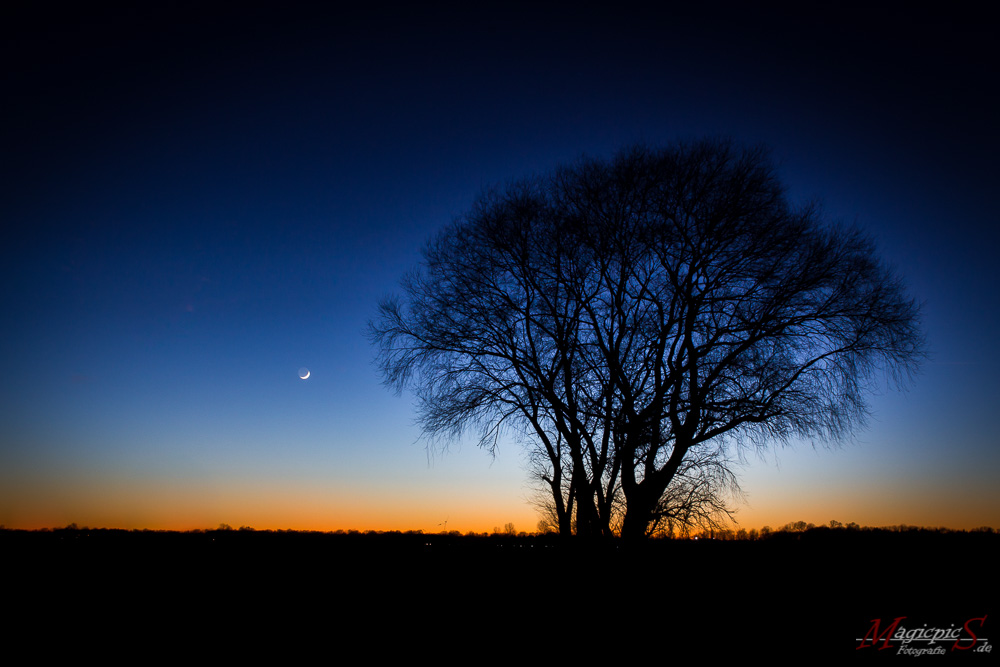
[{"x1": 298, "y1": 367, "x2": 310, "y2": 380}]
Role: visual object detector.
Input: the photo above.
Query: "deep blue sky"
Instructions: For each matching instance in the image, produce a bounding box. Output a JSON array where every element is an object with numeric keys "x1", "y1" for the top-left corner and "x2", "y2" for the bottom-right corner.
[{"x1": 2, "y1": 2, "x2": 997, "y2": 531}]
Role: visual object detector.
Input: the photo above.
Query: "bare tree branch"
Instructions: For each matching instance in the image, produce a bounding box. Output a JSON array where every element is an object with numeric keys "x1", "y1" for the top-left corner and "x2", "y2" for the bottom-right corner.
[{"x1": 369, "y1": 139, "x2": 924, "y2": 539}]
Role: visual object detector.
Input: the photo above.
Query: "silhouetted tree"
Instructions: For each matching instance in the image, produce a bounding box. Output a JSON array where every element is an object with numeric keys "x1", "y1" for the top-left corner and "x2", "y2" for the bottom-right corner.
[{"x1": 370, "y1": 140, "x2": 924, "y2": 539}]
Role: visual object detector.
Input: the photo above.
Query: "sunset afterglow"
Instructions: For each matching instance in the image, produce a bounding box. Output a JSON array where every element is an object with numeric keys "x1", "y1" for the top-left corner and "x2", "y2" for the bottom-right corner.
[{"x1": 2, "y1": 4, "x2": 998, "y2": 536}]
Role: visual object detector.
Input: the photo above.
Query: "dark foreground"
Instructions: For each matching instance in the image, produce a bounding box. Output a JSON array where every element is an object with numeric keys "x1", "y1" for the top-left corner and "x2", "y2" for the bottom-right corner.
[{"x1": 6, "y1": 527, "x2": 995, "y2": 656}]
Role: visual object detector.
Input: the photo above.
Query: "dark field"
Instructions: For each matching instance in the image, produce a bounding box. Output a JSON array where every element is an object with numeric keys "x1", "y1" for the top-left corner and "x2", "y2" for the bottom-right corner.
[{"x1": 7, "y1": 527, "x2": 995, "y2": 656}]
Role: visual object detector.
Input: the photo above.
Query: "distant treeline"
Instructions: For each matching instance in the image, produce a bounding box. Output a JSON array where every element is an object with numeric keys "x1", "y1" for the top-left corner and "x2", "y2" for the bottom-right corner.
[
  {"x1": 1, "y1": 520, "x2": 996, "y2": 541},
  {"x1": 679, "y1": 521, "x2": 998, "y2": 541}
]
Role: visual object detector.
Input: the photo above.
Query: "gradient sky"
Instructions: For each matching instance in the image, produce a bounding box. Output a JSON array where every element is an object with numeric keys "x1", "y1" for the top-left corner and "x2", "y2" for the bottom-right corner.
[{"x1": 2, "y1": 3, "x2": 997, "y2": 533}]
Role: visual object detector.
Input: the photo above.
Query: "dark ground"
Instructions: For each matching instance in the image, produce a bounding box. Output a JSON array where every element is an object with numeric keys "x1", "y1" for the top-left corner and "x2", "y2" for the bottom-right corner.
[{"x1": 6, "y1": 527, "x2": 995, "y2": 657}]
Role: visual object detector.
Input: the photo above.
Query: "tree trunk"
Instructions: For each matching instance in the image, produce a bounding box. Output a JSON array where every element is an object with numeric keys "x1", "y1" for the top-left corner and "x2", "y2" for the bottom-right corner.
[{"x1": 620, "y1": 489, "x2": 655, "y2": 540}]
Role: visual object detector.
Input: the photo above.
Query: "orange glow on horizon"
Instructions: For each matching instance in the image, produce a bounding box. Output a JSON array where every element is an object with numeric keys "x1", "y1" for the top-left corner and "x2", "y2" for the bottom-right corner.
[{"x1": 3, "y1": 465, "x2": 997, "y2": 534}]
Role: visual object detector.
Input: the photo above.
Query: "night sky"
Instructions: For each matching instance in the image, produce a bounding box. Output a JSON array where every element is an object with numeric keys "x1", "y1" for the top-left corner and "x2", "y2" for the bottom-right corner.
[{"x1": 2, "y1": 3, "x2": 997, "y2": 532}]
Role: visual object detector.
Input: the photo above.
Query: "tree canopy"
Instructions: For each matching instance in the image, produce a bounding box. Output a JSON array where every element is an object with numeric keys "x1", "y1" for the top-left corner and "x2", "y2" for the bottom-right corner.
[{"x1": 370, "y1": 140, "x2": 923, "y2": 539}]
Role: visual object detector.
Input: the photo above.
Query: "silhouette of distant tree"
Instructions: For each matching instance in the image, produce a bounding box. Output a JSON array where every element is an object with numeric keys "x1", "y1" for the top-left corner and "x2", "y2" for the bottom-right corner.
[{"x1": 370, "y1": 140, "x2": 923, "y2": 539}]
